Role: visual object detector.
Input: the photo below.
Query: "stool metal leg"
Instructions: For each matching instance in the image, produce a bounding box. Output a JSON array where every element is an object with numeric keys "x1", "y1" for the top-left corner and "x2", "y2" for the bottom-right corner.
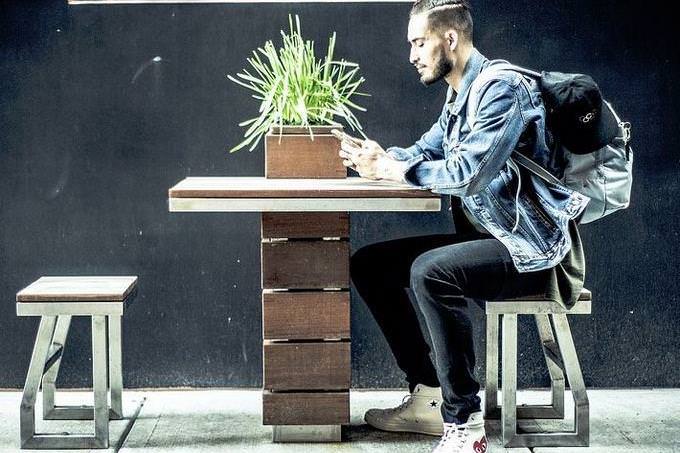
[
  {"x1": 498, "y1": 313, "x2": 590, "y2": 448},
  {"x1": 521, "y1": 314, "x2": 565, "y2": 419},
  {"x1": 20, "y1": 316, "x2": 57, "y2": 448},
  {"x1": 21, "y1": 316, "x2": 112, "y2": 449},
  {"x1": 42, "y1": 315, "x2": 72, "y2": 419},
  {"x1": 552, "y1": 313, "x2": 589, "y2": 446},
  {"x1": 485, "y1": 313, "x2": 500, "y2": 419},
  {"x1": 501, "y1": 314, "x2": 518, "y2": 443},
  {"x1": 485, "y1": 313, "x2": 566, "y2": 421},
  {"x1": 92, "y1": 315, "x2": 110, "y2": 448},
  {"x1": 108, "y1": 315, "x2": 124, "y2": 419},
  {"x1": 41, "y1": 317, "x2": 121, "y2": 422}
]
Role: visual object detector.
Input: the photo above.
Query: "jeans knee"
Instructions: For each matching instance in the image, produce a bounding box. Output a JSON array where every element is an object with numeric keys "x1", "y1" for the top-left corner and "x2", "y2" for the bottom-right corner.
[
  {"x1": 410, "y1": 255, "x2": 436, "y2": 290},
  {"x1": 410, "y1": 254, "x2": 464, "y2": 301}
]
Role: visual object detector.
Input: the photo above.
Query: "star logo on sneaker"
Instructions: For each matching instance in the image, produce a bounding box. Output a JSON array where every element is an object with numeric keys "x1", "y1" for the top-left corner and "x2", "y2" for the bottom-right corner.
[
  {"x1": 429, "y1": 400, "x2": 438, "y2": 408},
  {"x1": 473, "y1": 436, "x2": 488, "y2": 453}
]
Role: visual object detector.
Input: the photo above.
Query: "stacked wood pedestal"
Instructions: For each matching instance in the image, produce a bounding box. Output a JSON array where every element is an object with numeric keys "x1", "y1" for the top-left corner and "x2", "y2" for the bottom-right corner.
[{"x1": 261, "y1": 212, "x2": 351, "y2": 442}]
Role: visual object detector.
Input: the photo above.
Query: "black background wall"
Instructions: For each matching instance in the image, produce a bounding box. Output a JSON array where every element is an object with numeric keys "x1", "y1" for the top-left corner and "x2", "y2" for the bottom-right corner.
[{"x1": 1, "y1": 0, "x2": 678, "y2": 389}]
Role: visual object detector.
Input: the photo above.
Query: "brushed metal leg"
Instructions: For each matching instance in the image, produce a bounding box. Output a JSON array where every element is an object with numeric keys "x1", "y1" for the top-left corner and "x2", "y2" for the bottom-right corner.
[
  {"x1": 553, "y1": 313, "x2": 589, "y2": 446},
  {"x1": 501, "y1": 313, "x2": 517, "y2": 444},
  {"x1": 108, "y1": 315, "x2": 124, "y2": 419},
  {"x1": 42, "y1": 315, "x2": 72, "y2": 419},
  {"x1": 485, "y1": 313, "x2": 500, "y2": 419},
  {"x1": 20, "y1": 316, "x2": 57, "y2": 448},
  {"x1": 515, "y1": 314, "x2": 565, "y2": 420},
  {"x1": 92, "y1": 315, "x2": 110, "y2": 448}
]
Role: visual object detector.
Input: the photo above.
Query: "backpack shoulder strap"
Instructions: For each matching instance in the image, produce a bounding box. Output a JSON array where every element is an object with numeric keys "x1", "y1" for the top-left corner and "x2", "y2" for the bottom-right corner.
[
  {"x1": 466, "y1": 62, "x2": 563, "y2": 186},
  {"x1": 511, "y1": 151, "x2": 563, "y2": 186}
]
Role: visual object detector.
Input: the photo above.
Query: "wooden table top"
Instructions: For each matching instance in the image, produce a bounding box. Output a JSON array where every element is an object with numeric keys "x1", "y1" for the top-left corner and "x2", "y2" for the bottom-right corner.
[
  {"x1": 169, "y1": 177, "x2": 439, "y2": 199},
  {"x1": 168, "y1": 177, "x2": 441, "y2": 213}
]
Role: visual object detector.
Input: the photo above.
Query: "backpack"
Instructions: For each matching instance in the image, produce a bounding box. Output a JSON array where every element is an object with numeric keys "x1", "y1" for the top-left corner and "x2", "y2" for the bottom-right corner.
[{"x1": 467, "y1": 62, "x2": 633, "y2": 224}]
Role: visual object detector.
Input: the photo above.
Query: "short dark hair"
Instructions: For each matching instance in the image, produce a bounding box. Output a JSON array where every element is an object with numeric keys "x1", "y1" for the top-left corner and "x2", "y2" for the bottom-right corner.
[{"x1": 410, "y1": 0, "x2": 474, "y2": 42}]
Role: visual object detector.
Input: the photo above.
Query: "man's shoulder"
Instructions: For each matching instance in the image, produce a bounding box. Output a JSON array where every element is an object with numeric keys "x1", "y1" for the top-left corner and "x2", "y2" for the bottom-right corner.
[
  {"x1": 465, "y1": 61, "x2": 536, "y2": 117},
  {"x1": 474, "y1": 60, "x2": 525, "y2": 91}
]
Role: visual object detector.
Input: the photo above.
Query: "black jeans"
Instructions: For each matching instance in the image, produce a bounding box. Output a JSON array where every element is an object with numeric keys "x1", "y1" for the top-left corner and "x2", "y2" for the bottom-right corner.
[{"x1": 350, "y1": 218, "x2": 553, "y2": 424}]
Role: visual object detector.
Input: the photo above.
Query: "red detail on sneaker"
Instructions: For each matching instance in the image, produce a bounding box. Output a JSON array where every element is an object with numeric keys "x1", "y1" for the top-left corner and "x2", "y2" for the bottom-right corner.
[{"x1": 473, "y1": 436, "x2": 488, "y2": 453}]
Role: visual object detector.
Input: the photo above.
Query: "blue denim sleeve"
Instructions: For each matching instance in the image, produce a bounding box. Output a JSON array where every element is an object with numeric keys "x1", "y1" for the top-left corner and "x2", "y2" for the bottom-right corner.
[
  {"x1": 401, "y1": 80, "x2": 526, "y2": 197},
  {"x1": 385, "y1": 104, "x2": 447, "y2": 162}
]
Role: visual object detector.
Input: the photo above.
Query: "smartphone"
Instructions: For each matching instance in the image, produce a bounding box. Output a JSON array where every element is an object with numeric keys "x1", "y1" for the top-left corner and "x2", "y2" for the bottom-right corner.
[{"x1": 331, "y1": 129, "x2": 364, "y2": 146}]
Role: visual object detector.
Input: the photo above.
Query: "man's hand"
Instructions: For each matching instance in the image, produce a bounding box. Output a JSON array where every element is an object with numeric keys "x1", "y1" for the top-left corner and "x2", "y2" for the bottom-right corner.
[{"x1": 339, "y1": 138, "x2": 409, "y2": 183}]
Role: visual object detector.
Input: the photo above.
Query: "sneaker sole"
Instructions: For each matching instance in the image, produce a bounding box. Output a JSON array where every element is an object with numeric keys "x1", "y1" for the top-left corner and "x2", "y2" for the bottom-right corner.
[{"x1": 364, "y1": 415, "x2": 443, "y2": 436}]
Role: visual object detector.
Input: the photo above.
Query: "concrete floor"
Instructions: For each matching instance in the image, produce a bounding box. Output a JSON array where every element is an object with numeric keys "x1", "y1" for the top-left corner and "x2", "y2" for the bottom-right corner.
[{"x1": 0, "y1": 389, "x2": 678, "y2": 453}]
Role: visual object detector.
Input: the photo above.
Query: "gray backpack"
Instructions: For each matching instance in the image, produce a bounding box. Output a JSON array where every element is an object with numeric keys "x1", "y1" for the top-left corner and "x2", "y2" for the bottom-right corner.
[{"x1": 467, "y1": 62, "x2": 633, "y2": 224}]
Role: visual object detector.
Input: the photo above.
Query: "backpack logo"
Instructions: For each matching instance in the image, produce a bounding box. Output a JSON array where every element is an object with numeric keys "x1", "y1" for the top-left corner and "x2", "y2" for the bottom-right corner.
[{"x1": 580, "y1": 110, "x2": 598, "y2": 123}]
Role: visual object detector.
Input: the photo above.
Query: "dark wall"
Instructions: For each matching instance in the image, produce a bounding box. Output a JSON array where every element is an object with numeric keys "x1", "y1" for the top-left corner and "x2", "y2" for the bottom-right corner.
[{"x1": 1, "y1": 0, "x2": 678, "y2": 389}]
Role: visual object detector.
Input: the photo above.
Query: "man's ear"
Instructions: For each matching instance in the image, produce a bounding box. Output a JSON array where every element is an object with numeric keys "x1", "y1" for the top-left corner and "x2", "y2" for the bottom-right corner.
[{"x1": 445, "y1": 30, "x2": 459, "y2": 51}]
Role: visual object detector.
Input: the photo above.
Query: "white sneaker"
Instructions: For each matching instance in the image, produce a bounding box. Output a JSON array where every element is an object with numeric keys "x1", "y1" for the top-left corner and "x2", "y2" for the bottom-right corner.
[
  {"x1": 432, "y1": 411, "x2": 488, "y2": 453},
  {"x1": 364, "y1": 384, "x2": 444, "y2": 436}
]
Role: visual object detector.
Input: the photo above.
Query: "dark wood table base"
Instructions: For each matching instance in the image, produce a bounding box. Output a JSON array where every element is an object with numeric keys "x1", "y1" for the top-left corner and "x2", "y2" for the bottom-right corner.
[{"x1": 261, "y1": 212, "x2": 351, "y2": 442}]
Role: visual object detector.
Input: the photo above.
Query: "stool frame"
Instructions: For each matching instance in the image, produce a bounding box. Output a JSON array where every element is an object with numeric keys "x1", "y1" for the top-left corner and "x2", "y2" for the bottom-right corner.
[
  {"x1": 18, "y1": 301, "x2": 125, "y2": 449},
  {"x1": 484, "y1": 298, "x2": 591, "y2": 448}
]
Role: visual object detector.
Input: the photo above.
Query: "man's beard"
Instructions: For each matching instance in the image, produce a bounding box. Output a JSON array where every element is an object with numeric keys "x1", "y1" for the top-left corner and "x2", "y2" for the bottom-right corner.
[{"x1": 421, "y1": 49, "x2": 453, "y2": 86}]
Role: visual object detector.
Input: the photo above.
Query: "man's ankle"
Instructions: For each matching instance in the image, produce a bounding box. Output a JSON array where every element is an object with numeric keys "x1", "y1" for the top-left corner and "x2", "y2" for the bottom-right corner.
[
  {"x1": 408, "y1": 382, "x2": 440, "y2": 393},
  {"x1": 448, "y1": 410, "x2": 484, "y2": 426}
]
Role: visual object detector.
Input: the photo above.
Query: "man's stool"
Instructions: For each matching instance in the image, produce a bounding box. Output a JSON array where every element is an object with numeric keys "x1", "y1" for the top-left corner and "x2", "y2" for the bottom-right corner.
[
  {"x1": 484, "y1": 288, "x2": 591, "y2": 448},
  {"x1": 16, "y1": 276, "x2": 138, "y2": 449}
]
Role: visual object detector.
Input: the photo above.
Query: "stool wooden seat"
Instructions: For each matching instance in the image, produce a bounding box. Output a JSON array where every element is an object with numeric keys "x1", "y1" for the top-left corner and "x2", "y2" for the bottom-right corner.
[
  {"x1": 16, "y1": 276, "x2": 137, "y2": 450},
  {"x1": 484, "y1": 288, "x2": 591, "y2": 448}
]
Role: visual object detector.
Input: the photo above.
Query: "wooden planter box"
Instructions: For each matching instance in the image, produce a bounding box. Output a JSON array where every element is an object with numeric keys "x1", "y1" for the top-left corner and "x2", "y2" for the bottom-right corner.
[{"x1": 265, "y1": 125, "x2": 346, "y2": 179}]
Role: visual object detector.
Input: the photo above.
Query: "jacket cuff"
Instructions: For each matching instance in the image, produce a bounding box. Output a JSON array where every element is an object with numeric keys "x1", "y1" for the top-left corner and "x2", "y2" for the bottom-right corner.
[
  {"x1": 386, "y1": 145, "x2": 419, "y2": 161},
  {"x1": 402, "y1": 154, "x2": 430, "y2": 187}
]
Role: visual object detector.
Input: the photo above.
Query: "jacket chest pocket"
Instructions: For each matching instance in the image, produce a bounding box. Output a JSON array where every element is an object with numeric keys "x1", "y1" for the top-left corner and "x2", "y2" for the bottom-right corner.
[
  {"x1": 444, "y1": 115, "x2": 465, "y2": 155},
  {"x1": 453, "y1": 115, "x2": 472, "y2": 144}
]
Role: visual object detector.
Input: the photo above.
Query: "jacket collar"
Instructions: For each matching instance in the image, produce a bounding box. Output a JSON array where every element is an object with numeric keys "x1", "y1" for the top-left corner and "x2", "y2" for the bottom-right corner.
[{"x1": 445, "y1": 47, "x2": 488, "y2": 116}]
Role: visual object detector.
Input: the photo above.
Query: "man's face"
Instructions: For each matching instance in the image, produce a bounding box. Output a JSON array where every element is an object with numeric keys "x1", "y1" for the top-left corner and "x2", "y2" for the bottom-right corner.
[{"x1": 407, "y1": 13, "x2": 453, "y2": 86}]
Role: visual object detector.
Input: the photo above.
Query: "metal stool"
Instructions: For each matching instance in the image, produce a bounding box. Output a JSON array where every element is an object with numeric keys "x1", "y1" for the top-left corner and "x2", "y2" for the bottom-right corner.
[
  {"x1": 16, "y1": 276, "x2": 138, "y2": 449},
  {"x1": 484, "y1": 288, "x2": 591, "y2": 448}
]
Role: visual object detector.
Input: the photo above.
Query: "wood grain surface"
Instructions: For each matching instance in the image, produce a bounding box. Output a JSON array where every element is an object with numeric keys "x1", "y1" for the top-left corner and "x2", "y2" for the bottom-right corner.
[
  {"x1": 261, "y1": 212, "x2": 349, "y2": 239},
  {"x1": 265, "y1": 134, "x2": 346, "y2": 179},
  {"x1": 168, "y1": 177, "x2": 438, "y2": 199},
  {"x1": 263, "y1": 341, "x2": 351, "y2": 391},
  {"x1": 16, "y1": 276, "x2": 138, "y2": 302},
  {"x1": 262, "y1": 391, "x2": 350, "y2": 425},
  {"x1": 261, "y1": 240, "x2": 350, "y2": 289},
  {"x1": 262, "y1": 291, "x2": 350, "y2": 340}
]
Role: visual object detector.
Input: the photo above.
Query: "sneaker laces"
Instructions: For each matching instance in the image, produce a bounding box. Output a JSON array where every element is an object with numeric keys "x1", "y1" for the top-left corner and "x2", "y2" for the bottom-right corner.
[
  {"x1": 386, "y1": 394, "x2": 414, "y2": 414},
  {"x1": 435, "y1": 422, "x2": 469, "y2": 452}
]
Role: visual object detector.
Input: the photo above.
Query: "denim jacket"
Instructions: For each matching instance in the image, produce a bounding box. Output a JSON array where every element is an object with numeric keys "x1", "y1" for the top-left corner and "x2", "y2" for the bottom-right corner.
[{"x1": 387, "y1": 48, "x2": 590, "y2": 273}]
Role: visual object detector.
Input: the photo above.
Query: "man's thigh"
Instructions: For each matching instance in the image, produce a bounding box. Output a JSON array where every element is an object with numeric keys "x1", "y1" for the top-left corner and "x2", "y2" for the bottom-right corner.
[
  {"x1": 351, "y1": 232, "x2": 490, "y2": 286},
  {"x1": 411, "y1": 238, "x2": 551, "y2": 301}
]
